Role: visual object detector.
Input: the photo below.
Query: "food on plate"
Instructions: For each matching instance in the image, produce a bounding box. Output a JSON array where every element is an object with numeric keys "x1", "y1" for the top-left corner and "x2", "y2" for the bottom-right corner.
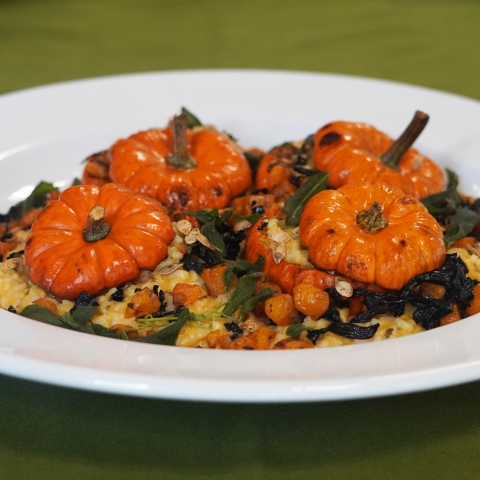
[
  {"x1": 1, "y1": 109, "x2": 479, "y2": 350},
  {"x1": 24, "y1": 183, "x2": 175, "y2": 299},
  {"x1": 313, "y1": 111, "x2": 446, "y2": 198},
  {"x1": 83, "y1": 111, "x2": 252, "y2": 210}
]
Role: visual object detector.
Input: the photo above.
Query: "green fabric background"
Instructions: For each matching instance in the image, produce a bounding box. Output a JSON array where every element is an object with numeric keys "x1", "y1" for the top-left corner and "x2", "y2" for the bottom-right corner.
[{"x1": 1, "y1": 1, "x2": 480, "y2": 478}]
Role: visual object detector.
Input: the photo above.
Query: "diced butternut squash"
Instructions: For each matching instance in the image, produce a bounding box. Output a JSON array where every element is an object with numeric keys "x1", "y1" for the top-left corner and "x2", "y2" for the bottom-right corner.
[{"x1": 172, "y1": 283, "x2": 202, "y2": 307}]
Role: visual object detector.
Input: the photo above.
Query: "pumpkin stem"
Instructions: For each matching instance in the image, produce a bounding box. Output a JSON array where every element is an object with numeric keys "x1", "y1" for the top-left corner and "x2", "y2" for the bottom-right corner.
[
  {"x1": 380, "y1": 111, "x2": 429, "y2": 169},
  {"x1": 166, "y1": 114, "x2": 198, "y2": 169},
  {"x1": 356, "y1": 202, "x2": 389, "y2": 233},
  {"x1": 83, "y1": 205, "x2": 111, "y2": 242}
]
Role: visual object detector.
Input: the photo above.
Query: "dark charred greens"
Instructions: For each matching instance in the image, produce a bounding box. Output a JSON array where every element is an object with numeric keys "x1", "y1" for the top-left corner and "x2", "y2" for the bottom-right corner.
[{"x1": 326, "y1": 254, "x2": 475, "y2": 332}]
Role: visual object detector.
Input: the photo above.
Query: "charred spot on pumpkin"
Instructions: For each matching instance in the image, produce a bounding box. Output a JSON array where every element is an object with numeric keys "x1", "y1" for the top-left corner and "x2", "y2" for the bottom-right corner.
[
  {"x1": 168, "y1": 190, "x2": 190, "y2": 207},
  {"x1": 326, "y1": 228, "x2": 336, "y2": 237},
  {"x1": 319, "y1": 132, "x2": 341, "y2": 147},
  {"x1": 399, "y1": 239, "x2": 407, "y2": 247},
  {"x1": 211, "y1": 186, "x2": 223, "y2": 197},
  {"x1": 398, "y1": 196, "x2": 417, "y2": 206}
]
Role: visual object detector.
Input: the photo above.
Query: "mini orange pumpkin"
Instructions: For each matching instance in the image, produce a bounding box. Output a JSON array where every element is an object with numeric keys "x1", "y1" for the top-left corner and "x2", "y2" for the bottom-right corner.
[
  {"x1": 313, "y1": 112, "x2": 446, "y2": 199},
  {"x1": 299, "y1": 182, "x2": 446, "y2": 290},
  {"x1": 25, "y1": 183, "x2": 175, "y2": 300},
  {"x1": 107, "y1": 115, "x2": 252, "y2": 210}
]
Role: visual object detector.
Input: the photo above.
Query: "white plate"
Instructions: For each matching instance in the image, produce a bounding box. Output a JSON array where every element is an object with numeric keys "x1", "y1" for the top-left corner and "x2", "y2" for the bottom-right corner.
[{"x1": 1, "y1": 70, "x2": 480, "y2": 403}]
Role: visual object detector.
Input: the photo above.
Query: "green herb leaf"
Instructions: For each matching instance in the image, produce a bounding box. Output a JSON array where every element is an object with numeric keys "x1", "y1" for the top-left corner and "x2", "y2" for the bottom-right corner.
[
  {"x1": 71, "y1": 178, "x2": 81, "y2": 187},
  {"x1": 240, "y1": 287, "x2": 275, "y2": 316},
  {"x1": 222, "y1": 272, "x2": 265, "y2": 317},
  {"x1": 300, "y1": 133, "x2": 314, "y2": 154},
  {"x1": 20, "y1": 304, "x2": 66, "y2": 328},
  {"x1": 92, "y1": 324, "x2": 119, "y2": 338},
  {"x1": 181, "y1": 107, "x2": 202, "y2": 128},
  {"x1": 185, "y1": 208, "x2": 221, "y2": 226},
  {"x1": 201, "y1": 220, "x2": 225, "y2": 258},
  {"x1": 243, "y1": 151, "x2": 262, "y2": 177},
  {"x1": 134, "y1": 308, "x2": 190, "y2": 345},
  {"x1": 286, "y1": 324, "x2": 312, "y2": 338},
  {"x1": 284, "y1": 172, "x2": 329, "y2": 227},
  {"x1": 231, "y1": 212, "x2": 262, "y2": 224},
  {"x1": 223, "y1": 267, "x2": 236, "y2": 292},
  {"x1": 444, "y1": 207, "x2": 480, "y2": 246},
  {"x1": 421, "y1": 169, "x2": 461, "y2": 216},
  {"x1": 16, "y1": 181, "x2": 59, "y2": 212},
  {"x1": 62, "y1": 305, "x2": 97, "y2": 333}
]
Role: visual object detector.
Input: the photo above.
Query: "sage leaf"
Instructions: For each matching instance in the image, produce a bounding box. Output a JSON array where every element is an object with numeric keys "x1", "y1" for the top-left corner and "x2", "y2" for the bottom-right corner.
[
  {"x1": 20, "y1": 304, "x2": 66, "y2": 328},
  {"x1": 222, "y1": 272, "x2": 265, "y2": 317},
  {"x1": 240, "y1": 287, "x2": 275, "y2": 316},
  {"x1": 243, "y1": 151, "x2": 262, "y2": 177},
  {"x1": 16, "y1": 181, "x2": 58, "y2": 212},
  {"x1": 134, "y1": 308, "x2": 190, "y2": 345},
  {"x1": 284, "y1": 172, "x2": 329, "y2": 227},
  {"x1": 421, "y1": 169, "x2": 461, "y2": 216},
  {"x1": 222, "y1": 256, "x2": 266, "y2": 292},
  {"x1": 286, "y1": 324, "x2": 312, "y2": 339},
  {"x1": 201, "y1": 220, "x2": 225, "y2": 258},
  {"x1": 444, "y1": 207, "x2": 480, "y2": 246},
  {"x1": 92, "y1": 324, "x2": 119, "y2": 338},
  {"x1": 181, "y1": 107, "x2": 202, "y2": 128}
]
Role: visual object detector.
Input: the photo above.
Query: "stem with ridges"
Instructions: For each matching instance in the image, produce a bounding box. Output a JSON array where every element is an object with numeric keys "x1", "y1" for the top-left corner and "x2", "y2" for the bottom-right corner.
[
  {"x1": 380, "y1": 111, "x2": 429, "y2": 169},
  {"x1": 167, "y1": 114, "x2": 197, "y2": 169},
  {"x1": 83, "y1": 205, "x2": 111, "y2": 242},
  {"x1": 356, "y1": 202, "x2": 389, "y2": 233}
]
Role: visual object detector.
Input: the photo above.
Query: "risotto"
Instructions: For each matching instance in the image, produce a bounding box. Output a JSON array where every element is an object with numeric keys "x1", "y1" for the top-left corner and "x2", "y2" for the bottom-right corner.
[{"x1": 0, "y1": 110, "x2": 479, "y2": 350}]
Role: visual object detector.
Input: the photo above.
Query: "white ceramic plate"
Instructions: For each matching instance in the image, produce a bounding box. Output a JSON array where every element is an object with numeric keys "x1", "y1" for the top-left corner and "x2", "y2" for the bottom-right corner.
[{"x1": 1, "y1": 70, "x2": 480, "y2": 403}]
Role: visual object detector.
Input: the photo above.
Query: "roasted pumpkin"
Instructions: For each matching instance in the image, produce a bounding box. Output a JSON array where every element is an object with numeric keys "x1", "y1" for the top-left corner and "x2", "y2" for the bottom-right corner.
[
  {"x1": 24, "y1": 183, "x2": 175, "y2": 300},
  {"x1": 299, "y1": 182, "x2": 446, "y2": 290},
  {"x1": 107, "y1": 114, "x2": 252, "y2": 210},
  {"x1": 313, "y1": 111, "x2": 446, "y2": 199}
]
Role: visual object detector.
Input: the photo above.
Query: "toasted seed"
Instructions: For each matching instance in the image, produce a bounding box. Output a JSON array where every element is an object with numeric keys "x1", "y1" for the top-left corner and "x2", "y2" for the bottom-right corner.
[
  {"x1": 268, "y1": 229, "x2": 291, "y2": 244},
  {"x1": 4, "y1": 257, "x2": 22, "y2": 270},
  {"x1": 233, "y1": 220, "x2": 252, "y2": 232},
  {"x1": 176, "y1": 219, "x2": 192, "y2": 235},
  {"x1": 335, "y1": 277, "x2": 353, "y2": 298},
  {"x1": 272, "y1": 244, "x2": 286, "y2": 264},
  {"x1": 158, "y1": 263, "x2": 185, "y2": 275}
]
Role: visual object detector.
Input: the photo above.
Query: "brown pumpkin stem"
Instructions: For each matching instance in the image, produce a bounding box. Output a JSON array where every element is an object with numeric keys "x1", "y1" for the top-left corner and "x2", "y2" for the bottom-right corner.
[
  {"x1": 166, "y1": 114, "x2": 198, "y2": 169},
  {"x1": 83, "y1": 205, "x2": 111, "y2": 242},
  {"x1": 356, "y1": 202, "x2": 389, "y2": 233},
  {"x1": 380, "y1": 110, "x2": 429, "y2": 169}
]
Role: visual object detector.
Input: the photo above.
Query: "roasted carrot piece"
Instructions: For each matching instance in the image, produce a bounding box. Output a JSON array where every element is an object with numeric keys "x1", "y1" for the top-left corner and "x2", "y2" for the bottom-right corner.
[
  {"x1": 466, "y1": 284, "x2": 480, "y2": 317},
  {"x1": 441, "y1": 303, "x2": 462, "y2": 326},
  {"x1": 450, "y1": 236, "x2": 475, "y2": 249},
  {"x1": 273, "y1": 338, "x2": 314, "y2": 349},
  {"x1": 125, "y1": 288, "x2": 161, "y2": 318},
  {"x1": 293, "y1": 283, "x2": 329, "y2": 319},
  {"x1": 264, "y1": 294, "x2": 296, "y2": 326},
  {"x1": 201, "y1": 264, "x2": 229, "y2": 297},
  {"x1": 172, "y1": 283, "x2": 202, "y2": 307},
  {"x1": 33, "y1": 298, "x2": 59, "y2": 317}
]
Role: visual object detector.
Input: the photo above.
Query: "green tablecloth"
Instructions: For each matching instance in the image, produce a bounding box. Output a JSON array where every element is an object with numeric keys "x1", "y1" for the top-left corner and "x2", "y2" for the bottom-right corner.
[{"x1": 1, "y1": 1, "x2": 480, "y2": 478}]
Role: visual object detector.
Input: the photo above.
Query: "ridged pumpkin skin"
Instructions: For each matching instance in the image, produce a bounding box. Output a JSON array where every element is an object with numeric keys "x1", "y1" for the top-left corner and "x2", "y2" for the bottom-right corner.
[
  {"x1": 313, "y1": 121, "x2": 445, "y2": 199},
  {"x1": 25, "y1": 184, "x2": 175, "y2": 300},
  {"x1": 299, "y1": 182, "x2": 446, "y2": 290},
  {"x1": 108, "y1": 127, "x2": 252, "y2": 210},
  {"x1": 245, "y1": 216, "x2": 337, "y2": 294}
]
